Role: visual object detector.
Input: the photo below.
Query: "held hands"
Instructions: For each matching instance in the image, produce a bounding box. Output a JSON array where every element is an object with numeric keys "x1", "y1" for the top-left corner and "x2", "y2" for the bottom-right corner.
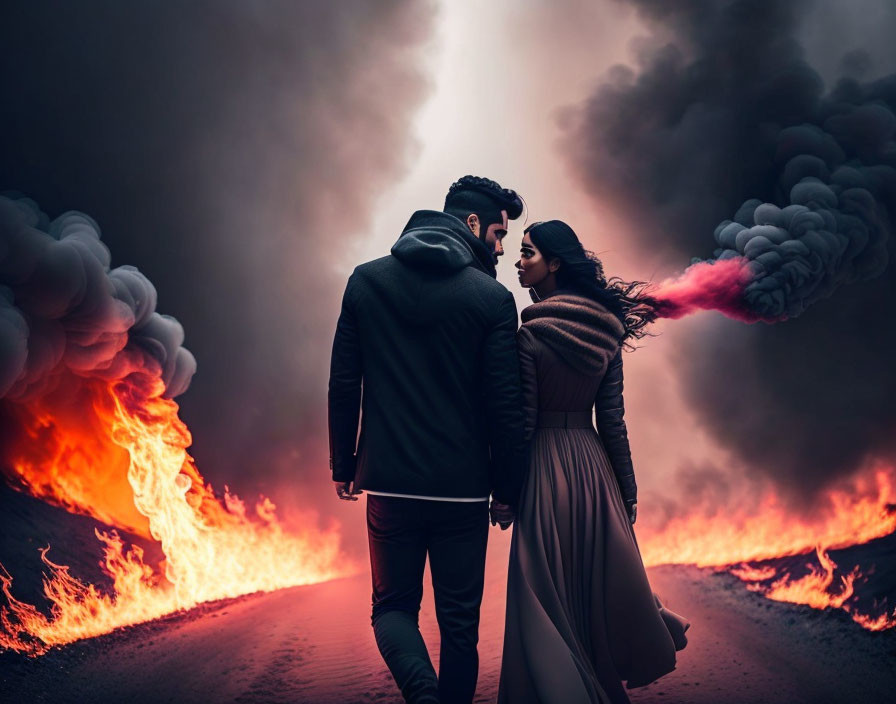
[
  {"x1": 490, "y1": 500, "x2": 514, "y2": 530},
  {"x1": 334, "y1": 480, "x2": 363, "y2": 501}
]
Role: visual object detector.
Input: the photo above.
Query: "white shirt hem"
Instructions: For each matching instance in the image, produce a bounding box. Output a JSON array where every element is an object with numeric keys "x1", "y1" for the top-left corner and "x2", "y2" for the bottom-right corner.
[{"x1": 364, "y1": 490, "x2": 489, "y2": 502}]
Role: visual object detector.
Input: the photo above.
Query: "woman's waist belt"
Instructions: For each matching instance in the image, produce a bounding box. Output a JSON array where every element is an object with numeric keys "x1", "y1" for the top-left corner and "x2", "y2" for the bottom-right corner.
[{"x1": 537, "y1": 410, "x2": 594, "y2": 429}]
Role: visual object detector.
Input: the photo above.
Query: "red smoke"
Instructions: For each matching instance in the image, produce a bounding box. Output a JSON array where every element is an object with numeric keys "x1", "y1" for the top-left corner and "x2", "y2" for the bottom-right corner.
[{"x1": 651, "y1": 257, "x2": 763, "y2": 322}]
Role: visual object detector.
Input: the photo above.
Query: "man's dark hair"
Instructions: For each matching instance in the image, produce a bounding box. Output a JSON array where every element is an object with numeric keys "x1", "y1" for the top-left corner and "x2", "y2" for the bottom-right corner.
[{"x1": 443, "y1": 175, "x2": 524, "y2": 234}]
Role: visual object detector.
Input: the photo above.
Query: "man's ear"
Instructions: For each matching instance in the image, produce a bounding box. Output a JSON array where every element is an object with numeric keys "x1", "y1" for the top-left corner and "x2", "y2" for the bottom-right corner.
[{"x1": 466, "y1": 213, "x2": 480, "y2": 236}]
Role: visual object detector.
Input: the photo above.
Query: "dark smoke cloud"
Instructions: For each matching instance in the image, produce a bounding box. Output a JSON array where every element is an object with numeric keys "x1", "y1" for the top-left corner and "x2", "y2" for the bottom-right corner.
[
  {"x1": 565, "y1": 0, "x2": 896, "y2": 491},
  {"x1": 0, "y1": 2, "x2": 434, "y2": 497},
  {"x1": 0, "y1": 194, "x2": 195, "y2": 401},
  {"x1": 705, "y1": 86, "x2": 894, "y2": 320}
]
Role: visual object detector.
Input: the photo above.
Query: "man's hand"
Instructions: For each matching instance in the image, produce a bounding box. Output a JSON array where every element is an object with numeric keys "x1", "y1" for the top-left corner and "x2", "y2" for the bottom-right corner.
[
  {"x1": 626, "y1": 501, "x2": 637, "y2": 525},
  {"x1": 334, "y1": 481, "x2": 363, "y2": 501},
  {"x1": 490, "y1": 500, "x2": 514, "y2": 530}
]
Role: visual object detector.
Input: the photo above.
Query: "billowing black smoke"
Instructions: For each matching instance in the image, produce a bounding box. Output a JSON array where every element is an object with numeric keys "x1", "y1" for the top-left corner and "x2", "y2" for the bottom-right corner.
[
  {"x1": 707, "y1": 90, "x2": 894, "y2": 320},
  {"x1": 566, "y1": 0, "x2": 896, "y2": 490},
  {"x1": 0, "y1": 194, "x2": 195, "y2": 401},
  {"x1": 0, "y1": 1, "x2": 434, "y2": 500}
]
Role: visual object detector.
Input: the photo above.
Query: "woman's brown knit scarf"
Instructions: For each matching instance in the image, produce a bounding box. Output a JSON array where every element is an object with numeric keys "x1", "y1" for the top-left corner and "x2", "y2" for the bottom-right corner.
[{"x1": 520, "y1": 293, "x2": 625, "y2": 376}]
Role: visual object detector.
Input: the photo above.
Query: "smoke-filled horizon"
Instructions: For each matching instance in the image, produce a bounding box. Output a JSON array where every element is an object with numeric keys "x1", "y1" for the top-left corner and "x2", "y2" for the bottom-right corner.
[
  {"x1": 0, "y1": 1, "x2": 435, "y2": 514},
  {"x1": 1, "y1": 0, "x2": 894, "y2": 547},
  {"x1": 564, "y1": 0, "x2": 896, "y2": 494}
]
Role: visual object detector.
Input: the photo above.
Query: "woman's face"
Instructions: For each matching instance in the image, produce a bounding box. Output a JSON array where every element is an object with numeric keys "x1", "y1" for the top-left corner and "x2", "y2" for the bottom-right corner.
[{"x1": 516, "y1": 233, "x2": 554, "y2": 289}]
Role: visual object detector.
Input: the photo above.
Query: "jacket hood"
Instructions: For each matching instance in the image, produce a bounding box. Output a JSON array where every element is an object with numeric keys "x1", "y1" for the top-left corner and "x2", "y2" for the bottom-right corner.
[
  {"x1": 520, "y1": 292, "x2": 625, "y2": 375},
  {"x1": 357, "y1": 211, "x2": 502, "y2": 327},
  {"x1": 391, "y1": 210, "x2": 496, "y2": 278}
]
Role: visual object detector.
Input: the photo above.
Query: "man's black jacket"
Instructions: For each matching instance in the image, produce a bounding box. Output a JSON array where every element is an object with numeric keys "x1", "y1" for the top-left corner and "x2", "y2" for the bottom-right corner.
[{"x1": 328, "y1": 210, "x2": 527, "y2": 505}]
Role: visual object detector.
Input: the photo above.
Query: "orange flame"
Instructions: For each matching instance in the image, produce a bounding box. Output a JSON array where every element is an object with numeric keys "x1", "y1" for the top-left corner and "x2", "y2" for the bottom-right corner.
[
  {"x1": 0, "y1": 373, "x2": 354, "y2": 656},
  {"x1": 720, "y1": 546, "x2": 895, "y2": 631},
  {"x1": 639, "y1": 468, "x2": 896, "y2": 567},
  {"x1": 0, "y1": 531, "x2": 177, "y2": 653},
  {"x1": 3, "y1": 382, "x2": 151, "y2": 537},
  {"x1": 761, "y1": 547, "x2": 858, "y2": 609},
  {"x1": 849, "y1": 607, "x2": 896, "y2": 631},
  {"x1": 728, "y1": 564, "x2": 778, "y2": 582},
  {"x1": 3, "y1": 370, "x2": 894, "y2": 652},
  {"x1": 637, "y1": 468, "x2": 896, "y2": 631}
]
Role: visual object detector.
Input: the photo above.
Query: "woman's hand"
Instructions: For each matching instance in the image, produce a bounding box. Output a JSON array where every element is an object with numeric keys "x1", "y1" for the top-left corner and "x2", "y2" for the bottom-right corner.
[{"x1": 490, "y1": 500, "x2": 515, "y2": 530}]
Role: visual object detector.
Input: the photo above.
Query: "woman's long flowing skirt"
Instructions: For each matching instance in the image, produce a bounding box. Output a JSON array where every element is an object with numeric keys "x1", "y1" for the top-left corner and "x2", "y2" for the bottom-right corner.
[{"x1": 497, "y1": 428, "x2": 689, "y2": 704}]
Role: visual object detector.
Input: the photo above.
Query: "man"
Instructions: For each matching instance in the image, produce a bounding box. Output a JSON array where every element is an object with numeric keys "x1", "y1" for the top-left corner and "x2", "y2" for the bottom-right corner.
[{"x1": 328, "y1": 175, "x2": 527, "y2": 704}]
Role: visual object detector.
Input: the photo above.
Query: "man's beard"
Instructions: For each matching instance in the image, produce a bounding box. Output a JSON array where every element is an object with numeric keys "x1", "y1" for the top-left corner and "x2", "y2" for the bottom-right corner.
[{"x1": 478, "y1": 219, "x2": 501, "y2": 265}]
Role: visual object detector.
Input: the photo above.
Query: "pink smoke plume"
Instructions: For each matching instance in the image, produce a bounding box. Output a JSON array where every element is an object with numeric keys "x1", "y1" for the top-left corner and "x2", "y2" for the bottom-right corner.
[{"x1": 651, "y1": 257, "x2": 766, "y2": 323}]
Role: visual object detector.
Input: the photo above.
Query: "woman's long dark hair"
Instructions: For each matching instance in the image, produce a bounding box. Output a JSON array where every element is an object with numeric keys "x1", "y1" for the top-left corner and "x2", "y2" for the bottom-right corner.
[{"x1": 526, "y1": 220, "x2": 658, "y2": 347}]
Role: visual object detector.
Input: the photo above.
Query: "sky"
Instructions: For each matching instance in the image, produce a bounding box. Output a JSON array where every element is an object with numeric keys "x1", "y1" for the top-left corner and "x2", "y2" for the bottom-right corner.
[{"x1": 1, "y1": 0, "x2": 894, "y2": 551}]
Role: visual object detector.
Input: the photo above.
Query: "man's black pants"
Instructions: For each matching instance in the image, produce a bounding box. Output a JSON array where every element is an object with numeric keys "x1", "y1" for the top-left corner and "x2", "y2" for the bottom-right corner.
[{"x1": 367, "y1": 494, "x2": 489, "y2": 704}]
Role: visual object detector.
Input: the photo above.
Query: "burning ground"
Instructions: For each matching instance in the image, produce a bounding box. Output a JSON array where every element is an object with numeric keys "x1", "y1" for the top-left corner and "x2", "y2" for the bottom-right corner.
[
  {"x1": 2, "y1": 138, "x2": 896, "y2": 699},
  {"x1": 2, "y1": 484, "x2": 895, "y2": 704},
  {"x1": 0, "y1": 196, "x2": 354, "y2": 656},
  {"x1": 2, "y1": 1, "x2": 896, "y2": 699}
]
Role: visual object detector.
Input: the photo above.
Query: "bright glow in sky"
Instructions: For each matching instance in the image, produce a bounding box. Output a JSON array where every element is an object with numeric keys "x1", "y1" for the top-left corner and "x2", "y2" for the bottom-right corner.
[
  {"x1": 350, "y1": 0, "x2": 745, "y2": 517},
  {"x1": 359, "y1": 0, "x2": 644, "y2": 312}
]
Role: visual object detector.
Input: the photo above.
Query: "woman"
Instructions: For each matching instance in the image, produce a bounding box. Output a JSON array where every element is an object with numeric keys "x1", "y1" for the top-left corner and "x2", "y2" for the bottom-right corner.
[{"x1": 497, "y1": 220, "x2": 689, "y2": 704}]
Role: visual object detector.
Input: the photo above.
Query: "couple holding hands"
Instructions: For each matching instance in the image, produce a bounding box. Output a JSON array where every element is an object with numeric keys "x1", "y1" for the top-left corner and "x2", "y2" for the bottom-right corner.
[{"x1": 328, "y1": 175, "x2": 688, "y2": 704}]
